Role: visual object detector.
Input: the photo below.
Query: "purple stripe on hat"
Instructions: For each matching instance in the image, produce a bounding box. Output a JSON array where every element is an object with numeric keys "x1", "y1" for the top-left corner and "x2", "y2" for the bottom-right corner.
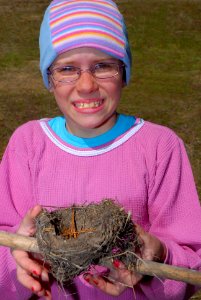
[
  {"x1": 51, "y1": 8, "x2": 121, "y2": 27},
  {"x1": 52, "y1": 22, "x2": 123, "y2": 39},
  {"x1": 50, "y1": 11, "x2": 122, "y2": 30},
  {"x1": 51, "y1": 3, "x2": 121, "y2": 22},
  {"x1": 51, "y1": 15, "x2": 121, "y2": 33},
  {"x1": 57, "y1": 41, "x2": 124, "y2": 58},
  {"x1": 50, "y1": 1, "x2": 117, "y2": 17},
  {"x1": 51, "y1": 17, "x2": 123, "y2": 36},
  {"x1": 53, "y1": 31, "x2": 124, "y2": 50},
  {"x1": 50, "y1": 0, "x2": 118, "y2": 11},
  {"x1": 52, "y1": 25, "x2": 125, "y2": 45}
]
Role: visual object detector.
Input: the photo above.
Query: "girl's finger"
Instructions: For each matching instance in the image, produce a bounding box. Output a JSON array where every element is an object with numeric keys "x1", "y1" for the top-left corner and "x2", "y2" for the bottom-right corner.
[
  {"x1": 17, "y1": 265, "x2": 43, "y2": 291},
  {"x1": 17, "y1": 205, "x2": 42, "y2": 236},
  {"x1": 16, "y1": 261, "x2": 51, "y2": 299},
  {"x1": 111, "y1": 260, "x2": 142, "y2": 286},
  {"x1": 84, "y1": 274, "x2": 125, "y2": 296},
  {"x1": 12, "y1": 250, "x2": 46, "y2": 276}
]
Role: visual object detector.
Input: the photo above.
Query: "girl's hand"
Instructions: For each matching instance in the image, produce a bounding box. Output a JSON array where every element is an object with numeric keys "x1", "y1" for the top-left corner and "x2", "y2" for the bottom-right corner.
[
  {"x1": 84, "y1": 260, "x2": 142, "y2": 296},
  {"x1": 12, "y1": 205, "x2": 52, "y2": 300},
  {"x1": 83, "y1": 224, "x2": 166, "y2": 296}
]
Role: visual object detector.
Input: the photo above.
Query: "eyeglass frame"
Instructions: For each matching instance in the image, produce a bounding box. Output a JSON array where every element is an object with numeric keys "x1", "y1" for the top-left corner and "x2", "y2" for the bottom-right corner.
[{"x1": 47, "y1": 62, "x2": 125, "y2": 84}]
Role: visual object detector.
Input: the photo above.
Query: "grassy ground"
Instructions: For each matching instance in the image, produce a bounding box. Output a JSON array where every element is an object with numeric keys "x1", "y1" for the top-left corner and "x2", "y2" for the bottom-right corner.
[{"x1": 0, "y1": 0, "x2": 201, "y2": 297}]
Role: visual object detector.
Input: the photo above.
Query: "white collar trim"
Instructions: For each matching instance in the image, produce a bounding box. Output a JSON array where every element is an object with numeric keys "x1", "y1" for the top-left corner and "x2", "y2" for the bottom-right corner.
[{"x1": 39, "y1": 119, "x2": 144, "y2": 157}]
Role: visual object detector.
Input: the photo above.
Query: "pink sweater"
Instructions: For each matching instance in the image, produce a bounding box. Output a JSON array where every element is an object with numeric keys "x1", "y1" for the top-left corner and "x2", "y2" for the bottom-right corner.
[{"x1": 0, "y1": 119, "x2": 201, "y2": 300}]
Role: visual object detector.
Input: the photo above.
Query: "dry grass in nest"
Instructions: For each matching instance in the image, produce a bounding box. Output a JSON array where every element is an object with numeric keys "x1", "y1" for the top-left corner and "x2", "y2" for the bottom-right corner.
[{"x1": 35, "y1": 199, "x2": 141, "y2": 283}]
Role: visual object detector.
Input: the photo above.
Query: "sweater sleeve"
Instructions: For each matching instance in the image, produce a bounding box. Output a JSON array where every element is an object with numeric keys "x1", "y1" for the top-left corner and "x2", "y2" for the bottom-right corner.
[
  {"x1": 142, "y1": 132, "x2": 201, "y2": 299},
  {"x1": 0, "y1": 130, "x2": 34, "y2": 299}
]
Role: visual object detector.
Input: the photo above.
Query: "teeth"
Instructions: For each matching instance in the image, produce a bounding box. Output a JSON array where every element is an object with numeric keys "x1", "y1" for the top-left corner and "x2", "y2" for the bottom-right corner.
[{"x1": 75, "y1": 101, "x2": 102, "y2": 108}]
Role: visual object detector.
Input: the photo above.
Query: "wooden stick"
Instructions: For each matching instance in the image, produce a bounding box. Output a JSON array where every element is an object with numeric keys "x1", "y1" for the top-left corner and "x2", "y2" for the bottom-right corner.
[
  {"x1": 136, "y1": 260, "x2": 201, "y2": 286},
  {"x1": 0, "y1": 230, "x2": 201, "y2": 286},
  {"x1": 0, "y1": 230, "x2": 40, "y2": 253}
]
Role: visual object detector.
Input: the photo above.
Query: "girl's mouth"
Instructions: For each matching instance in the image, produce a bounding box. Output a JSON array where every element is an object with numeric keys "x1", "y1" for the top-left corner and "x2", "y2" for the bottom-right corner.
[
  {"x1": 73, "y1": 99, "x2": 103, "y2": 108},
  {"x1": 73, "y1": 99, "x2": 104, "y2": 113}
]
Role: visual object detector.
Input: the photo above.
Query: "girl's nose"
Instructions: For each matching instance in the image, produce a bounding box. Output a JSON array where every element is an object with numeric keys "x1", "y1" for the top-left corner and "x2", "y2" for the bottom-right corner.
[{"x1": 76, "y1": 71, "x2": 99, "y2": 94}]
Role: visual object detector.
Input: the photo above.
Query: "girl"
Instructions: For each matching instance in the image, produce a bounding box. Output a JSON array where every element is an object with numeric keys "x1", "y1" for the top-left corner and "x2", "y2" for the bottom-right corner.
[{"x1": 0, "y1": 0, "x2": 201, "y2": 299}]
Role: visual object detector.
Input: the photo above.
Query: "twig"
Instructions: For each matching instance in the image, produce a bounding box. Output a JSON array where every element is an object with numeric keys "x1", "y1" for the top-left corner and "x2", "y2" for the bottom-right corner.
[
  {"x1": 0, "y1": 230, "x2": 40, "y2": 253},
  {"x1": 0, "y1": 230, "x2": 201, "y2": 286}
]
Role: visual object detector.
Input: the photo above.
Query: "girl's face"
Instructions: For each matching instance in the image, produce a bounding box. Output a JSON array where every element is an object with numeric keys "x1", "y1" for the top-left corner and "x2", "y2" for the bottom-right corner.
[{"x1": 50, "y1": 47, "x2": 124, "y2": 138}]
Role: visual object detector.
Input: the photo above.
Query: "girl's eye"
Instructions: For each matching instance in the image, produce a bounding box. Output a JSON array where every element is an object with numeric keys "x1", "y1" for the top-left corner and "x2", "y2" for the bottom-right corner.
[
  {"x1": 94, "y1": 63, "x2": 117, "y2": 75},
  {"x1": 95, "y1": 63, "x2": 113, "y2": 70},
  {"x1": 58, "y1": 66, "x2": 77, "y2": 74}
]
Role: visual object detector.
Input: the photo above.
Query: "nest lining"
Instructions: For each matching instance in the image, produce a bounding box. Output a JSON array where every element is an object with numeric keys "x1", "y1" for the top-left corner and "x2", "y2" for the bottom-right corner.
[{"x1": 35, "y1": 199, "x2": 141, "y2": 283}]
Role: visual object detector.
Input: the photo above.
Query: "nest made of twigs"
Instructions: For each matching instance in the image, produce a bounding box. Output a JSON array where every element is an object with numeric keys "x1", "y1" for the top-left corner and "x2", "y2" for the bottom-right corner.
[{"x1": 35, "y1": 199, "x2": 141, "y2": 283}]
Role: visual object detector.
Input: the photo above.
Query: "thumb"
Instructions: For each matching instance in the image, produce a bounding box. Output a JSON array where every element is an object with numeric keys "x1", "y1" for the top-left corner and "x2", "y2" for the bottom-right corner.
[
  {"x1": 135, "y1": 223, "x2": 147, "y2": 246},
  {"x1": 17, "y1": 205, "x2": 42, "y2": 236},
  {"x1": 135, "y1": 223, "x2": 145, "y2": 236}
]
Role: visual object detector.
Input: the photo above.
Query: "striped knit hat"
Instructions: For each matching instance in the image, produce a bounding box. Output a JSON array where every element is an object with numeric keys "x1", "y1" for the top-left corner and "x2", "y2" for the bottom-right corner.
[{"x1": 39, "y1": 0, "x2": 132, "y2": 88}]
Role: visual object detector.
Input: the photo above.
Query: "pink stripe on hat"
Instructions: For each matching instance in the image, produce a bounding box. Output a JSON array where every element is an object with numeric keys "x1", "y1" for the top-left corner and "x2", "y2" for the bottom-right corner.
[
  {"x1": 52, "y1": 21, "x2": 122, "y2": 37},
  {"x1": 50, "y1": 11, "x2": 122, "y2": 29},
  {"x1": 52, "y1": 30, "x2": 124, "y2": 47}
]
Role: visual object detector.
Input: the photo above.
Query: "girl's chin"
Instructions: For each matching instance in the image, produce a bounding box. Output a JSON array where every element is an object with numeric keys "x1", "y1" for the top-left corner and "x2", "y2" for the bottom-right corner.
[
  {"x1": 67, "y1": 119, "x2": 113, "y2": 137},
  {"x1": 65, "y1": 111, "x2": 117, "y2": 136}
]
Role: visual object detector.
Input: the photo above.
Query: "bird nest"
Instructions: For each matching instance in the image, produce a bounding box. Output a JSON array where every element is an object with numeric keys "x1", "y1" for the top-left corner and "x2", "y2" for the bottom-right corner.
[{"x1": 35, "y1": 199, "x2": 141, "y2": 283}]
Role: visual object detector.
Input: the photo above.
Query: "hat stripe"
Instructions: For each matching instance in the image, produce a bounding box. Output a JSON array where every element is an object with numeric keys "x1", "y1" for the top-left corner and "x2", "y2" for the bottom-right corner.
[
  {"x1": 51, "y1": 0, "x2": 116, "y2": 13},
  {"x1": 52, "y1": 30, "x2": 124, "y2": 49},
  {"x1": 51, "y1": 4, "x2": 121, "y2": 21},
  {"x1": 50, "y1": 11, "x2": 121, "y2": 30},
  {"x1": 52, "y1": 26, "x2": 124, "y2": 44},
  {"x1": 51, "y1": 18, "x2": 122, "y2": 37},
  {"x1": 49, "y1": 0, "x2": 125, "y2": 57},
  {"x1": 52, "y1": 21, "x2": 122, "y2": 38},
  {"x1": 57, "y1": 42, "x2": 124, "y2": 58}
]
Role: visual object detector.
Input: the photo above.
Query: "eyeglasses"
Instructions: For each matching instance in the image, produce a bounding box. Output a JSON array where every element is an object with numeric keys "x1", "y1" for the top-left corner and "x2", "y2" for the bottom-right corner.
[{"x1": 47, "y1": 62, "x2": 124, "y2": 83}]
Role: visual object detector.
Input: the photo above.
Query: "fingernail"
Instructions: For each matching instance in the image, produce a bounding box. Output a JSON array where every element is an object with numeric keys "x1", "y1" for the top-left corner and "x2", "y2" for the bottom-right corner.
[
  {"x1": 31, "y1": 287, "x2": 35, "y2": 292},
  {"x1": 84, "y1": 276, "x2": 90, "y2": 283},
  {"x1": 92, "y1": 278, "x2": 99, "y2": 285},
  {"x1": 45, "y1": 290, "x2": 49, "y2": 296},
  {"x1": 32, "y1": 270, "x2": 40, "y2": 276},
  {"x1": 83, "y1": 273, "x2": 91, "y2": 283},
  {"x1": 38, "y1": 286, "x2": 43, "y2": 292},
  {"x1": 41, "y1": 270, "x2": 49, "y2": 282},
  {"x1": 113, "y1": 259, "x2": 121, "y2": 268}
]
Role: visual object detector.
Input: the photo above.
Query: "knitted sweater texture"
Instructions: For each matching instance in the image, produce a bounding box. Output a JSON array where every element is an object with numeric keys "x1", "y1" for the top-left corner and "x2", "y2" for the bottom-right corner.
[{"x1": 0, "y1": 119, "x2": 201, "y2": 300}]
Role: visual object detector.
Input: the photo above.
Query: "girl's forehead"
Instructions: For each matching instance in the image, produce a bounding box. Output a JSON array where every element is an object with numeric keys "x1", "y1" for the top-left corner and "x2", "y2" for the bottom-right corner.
[{"x1": 54, "y1": 47, "x2": 117, "y2": 65}]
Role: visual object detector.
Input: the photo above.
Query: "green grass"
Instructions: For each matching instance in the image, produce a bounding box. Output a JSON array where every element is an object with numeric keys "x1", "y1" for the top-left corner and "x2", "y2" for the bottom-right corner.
[
  {"x1": 117, "y1": 0, "x2": 201, "y2": 196},
  {"x1": 0, "y1": 0, "x2": 201, "y2": 297}
]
